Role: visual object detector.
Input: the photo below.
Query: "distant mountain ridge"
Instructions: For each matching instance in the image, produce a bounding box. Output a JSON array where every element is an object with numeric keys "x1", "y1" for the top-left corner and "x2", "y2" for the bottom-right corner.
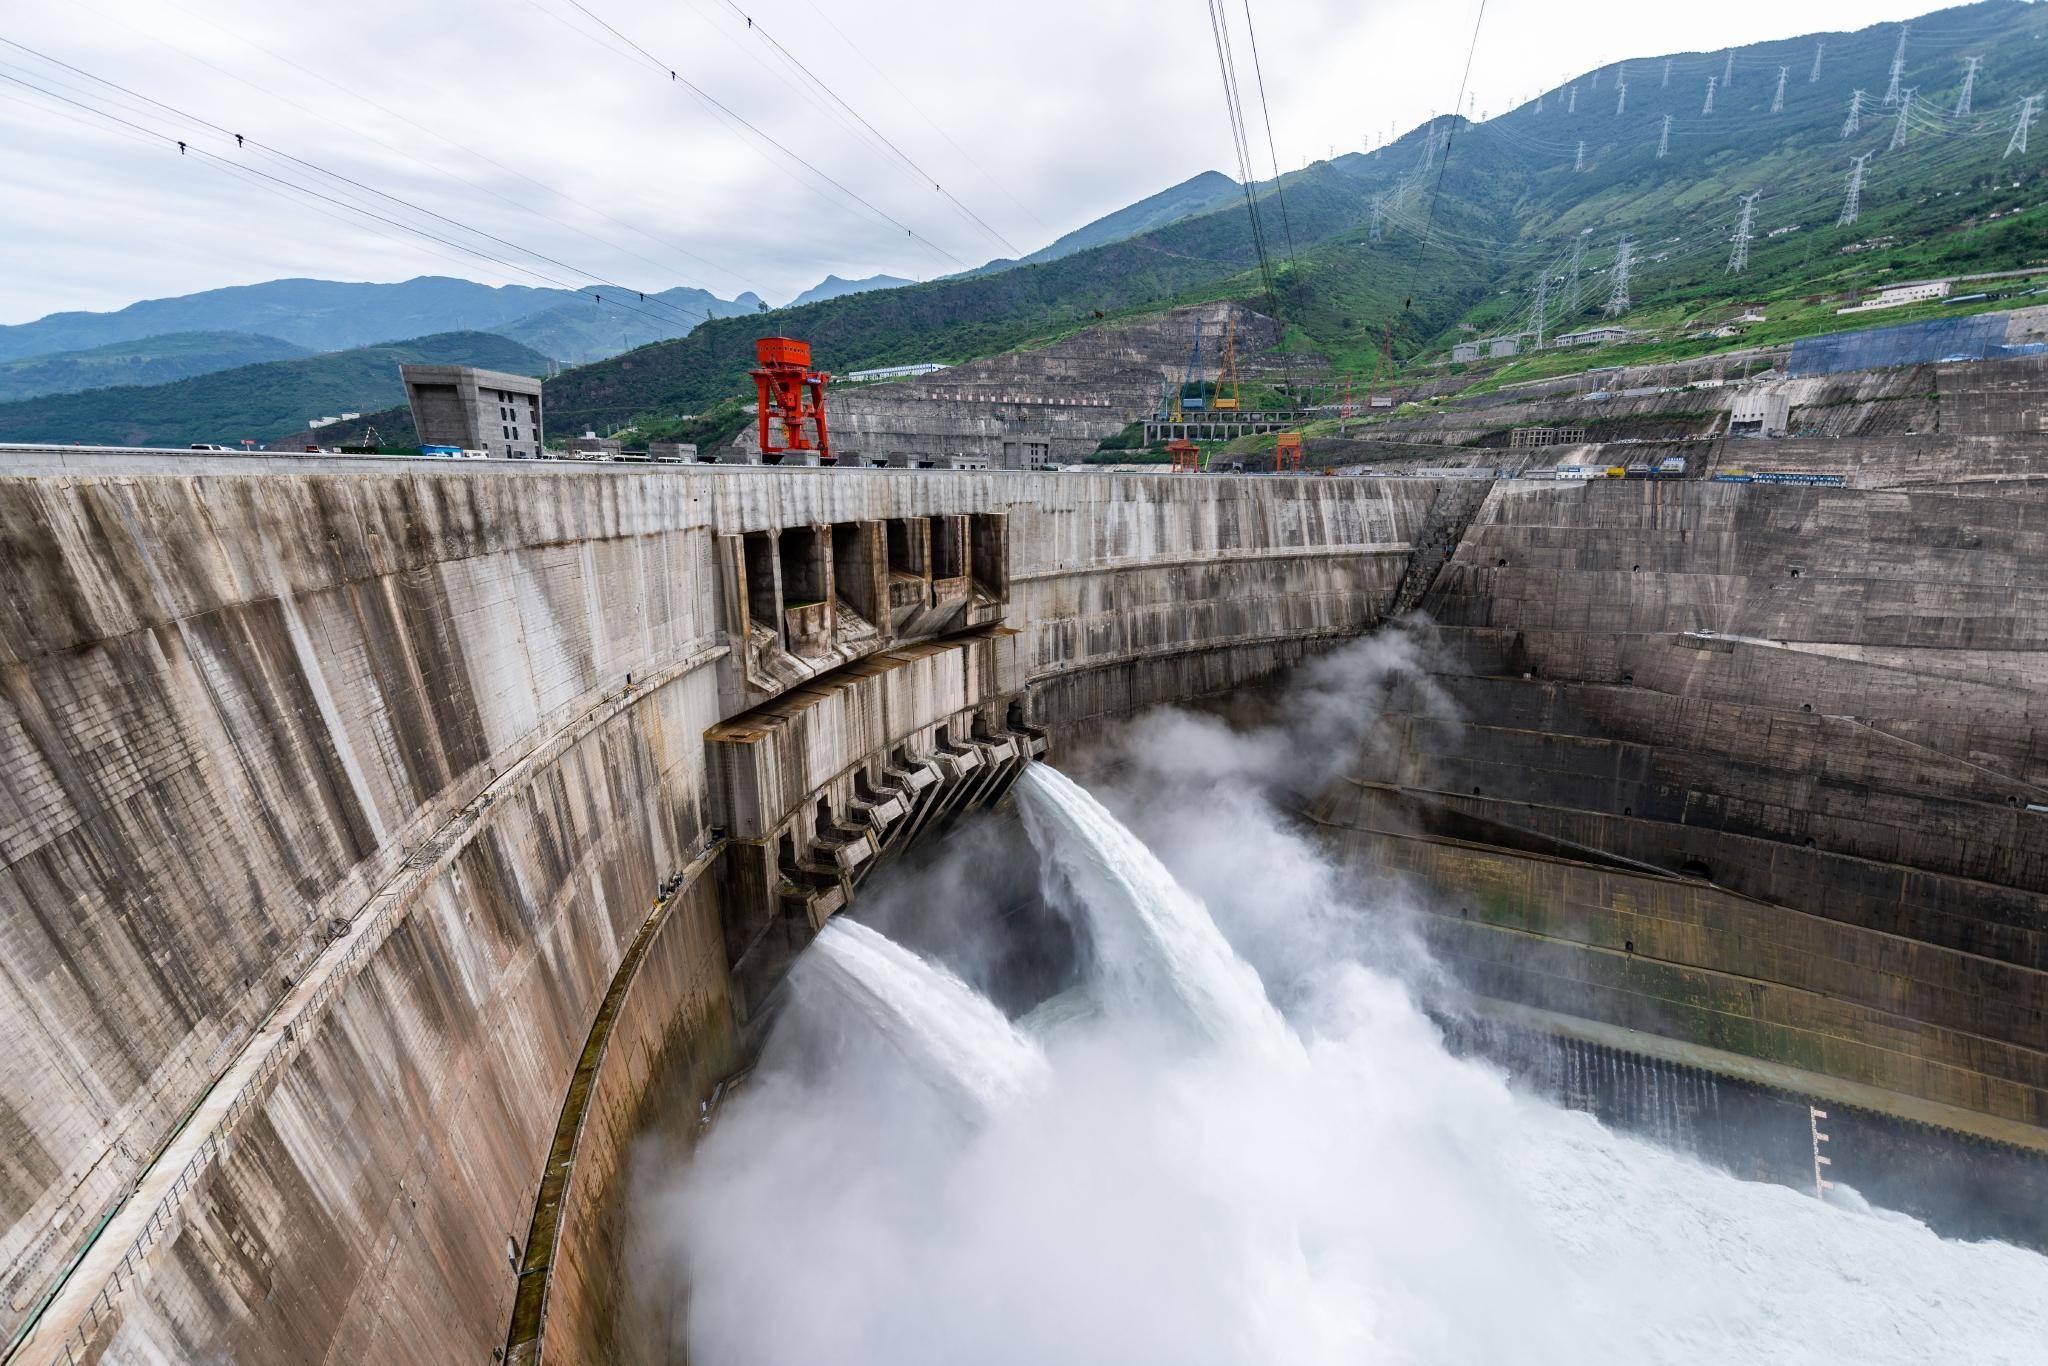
[
  {"x1": 496, "y1": 285, "x2": 766, "y2": 364},
  {"x1": 965, "y1": 170, "x2": 1243, "y2": 277},
  {"x1": 0, "y1": 276, "x2": 766, "y2": 377},
  {"x1": 0, "y1": 277, "x2": 569, "y2": 361},
  {"x1": 0, "y1": 330, "x2": 549, "y2": 447},
  {"x1": 789, "y1": 274, "x2": 916, "y2": 308},
  {"x1": 0, "y1": 331, "x2": 308, "y2": 403}
]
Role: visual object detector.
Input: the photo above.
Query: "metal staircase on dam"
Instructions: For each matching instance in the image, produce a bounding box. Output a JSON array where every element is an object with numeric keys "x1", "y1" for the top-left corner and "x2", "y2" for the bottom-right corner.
[{"x1": 1389, "y1": 480, "x2": 1493, "y2": 617}]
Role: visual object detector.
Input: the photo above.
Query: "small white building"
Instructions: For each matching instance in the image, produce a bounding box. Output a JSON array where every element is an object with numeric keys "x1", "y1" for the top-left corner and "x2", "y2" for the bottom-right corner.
[
  {"x1": 1552, "y1": 326, "x2": 1633, "y2": 348},
  {"x1": 1487, "y1": 336, "x2": 1520, "y2": 359},
  {"x1": 1452, "y1": 341, "x2": 1483, "y2": 363},
  {"x1": 1837, "y1": 280, "x2": 1953, "y2": 315}
]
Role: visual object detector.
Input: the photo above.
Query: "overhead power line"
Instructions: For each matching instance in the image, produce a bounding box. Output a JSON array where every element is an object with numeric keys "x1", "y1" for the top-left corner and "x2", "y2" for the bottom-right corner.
[
  {"x1": 703, "y1": 0, "x2": 1021, "y2": 258},
  {"x1": 59, "y1": 0, "x2": 761, "y2": 306},
  {"x1": 1203, "y1": 0, "x2": 1277, "y2": 304},
  {"x1": 1418, "y1": 0, "x2": 1489, "y2": 252},
  {"x1": 526, "y1": 0, "x2": 975, "y2": 271},
  {"x1": 0, "y1": 51, "x2": 721, "y2": 339},
  {"x1": 793, "y1": 0, "x2": 1049, "y2": 235},
  {"x1": 1237, "y1": 0, "x2": 1299, "y2": 273}
]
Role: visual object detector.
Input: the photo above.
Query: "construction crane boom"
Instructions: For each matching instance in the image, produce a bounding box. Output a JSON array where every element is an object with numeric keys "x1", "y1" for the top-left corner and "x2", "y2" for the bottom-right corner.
[{"x1": 1213, "y1": 315, "x2": 1241, "y2": 411}]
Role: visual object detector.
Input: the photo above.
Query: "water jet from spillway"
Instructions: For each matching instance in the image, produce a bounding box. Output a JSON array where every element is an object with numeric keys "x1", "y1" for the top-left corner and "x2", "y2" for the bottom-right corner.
[
  {"x1": 644, "y1": 766, "x2": 2048, "y2": 1366},
  {"x1": 802, "y1": 917, "x2": 1047, "y2": 1121},
  {"x1": 1014, "y1": 763, "x2": 1296, "y2": 1057}
]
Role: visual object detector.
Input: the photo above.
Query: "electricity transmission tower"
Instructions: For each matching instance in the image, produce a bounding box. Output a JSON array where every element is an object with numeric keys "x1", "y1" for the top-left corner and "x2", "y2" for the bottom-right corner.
[
  {"x1": 1575, "y1": 140, "x2": 1586, "y2": 172},
  {"x1": 1843, "y1": 89, "x2": 1865, "y2": 138},
  {"x1": 1566, "y1": 232, "x2": 1589, "y2": 314},
  {"x1": 1884, "y1": 25, "x2": 1910, "y2": 105},
  {"x1": 1890, "y1": 89, "x2": 1916, "y2": 151},
  {"x1": 1605, "y1": 236, "x2": 1634, "y2": 317},
  {"x1": 1568, "y1": 84, "x2": 1578, "y2": 114},
  {"x1": 1810, "y1": 42, "x2": 1825, "y2": 83},
  {"x1": 2009, "y1": 94, "x2": 2041, "y2": 158},
  {"x1": 1838, "y1": 152, "x2": 1873, "y2": 226},
  {"x1": 1728, "y1": 192, "x2": 1761, "y2": 273},
  {"x1": 1663, "y1": 58, "x2": 1672, "y2": 88},
  {"x1": 1369, "y1": 198, "x2": 1387, "y2": 241},
  {"x1": 1616, "y1": 73, "x2": 1628, "y2": 116},
  {"x1": 1704, "y1": 75, "x2": 1717, "y2": 114},
  {"x1": 1657, "y1": 114, "x2": 1672, "y2": 159},
  {"x1": 1771, "y1": 66, "x2": 1789, "y2": 114},
  {"x1": 1723, "y1": 51, "x2": 1734, "y2": 88},
  {"x1": 1956, "y1": 56, "x2": 1981, "y2": 117},
  {"x1": 1528, "y1": 274, "x2": 1551, "y2": 349}
]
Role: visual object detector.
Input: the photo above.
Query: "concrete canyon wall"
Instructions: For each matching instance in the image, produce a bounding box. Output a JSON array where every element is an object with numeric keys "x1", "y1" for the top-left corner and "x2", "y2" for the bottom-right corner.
[
  {"x1": 0, "y1": 456, "x2": 1433, "y2": 1364},
  {"x1": 1311, "y1": 474, "x2": 2048, "y2": 1153}
]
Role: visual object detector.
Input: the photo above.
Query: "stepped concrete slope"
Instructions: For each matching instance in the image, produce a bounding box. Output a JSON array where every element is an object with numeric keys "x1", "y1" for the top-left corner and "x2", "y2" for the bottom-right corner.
[
  {"x1": 0, "y1": 455, "x2": 1431, "y2": 1365},
  {"x1": 1308, "y1": 466, "x2": 2048, "y2": 1238}
]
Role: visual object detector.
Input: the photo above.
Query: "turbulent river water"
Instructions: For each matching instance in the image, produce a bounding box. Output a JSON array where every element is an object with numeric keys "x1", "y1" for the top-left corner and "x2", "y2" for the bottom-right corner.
[{"x1": 646, "y1": 762, "x2": 2048, "y2": 1365}]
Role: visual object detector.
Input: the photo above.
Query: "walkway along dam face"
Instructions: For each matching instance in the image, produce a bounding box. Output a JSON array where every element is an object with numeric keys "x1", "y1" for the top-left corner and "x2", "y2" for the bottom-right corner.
[{"x1": 0, "y1": 456, "x2": 1430, "y2": 1364}]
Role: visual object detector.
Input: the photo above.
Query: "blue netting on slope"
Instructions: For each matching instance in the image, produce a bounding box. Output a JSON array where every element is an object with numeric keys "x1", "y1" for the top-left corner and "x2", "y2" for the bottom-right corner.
[{"x1": 1787, "y1": 313, "x2": 2011, "y2": 377}]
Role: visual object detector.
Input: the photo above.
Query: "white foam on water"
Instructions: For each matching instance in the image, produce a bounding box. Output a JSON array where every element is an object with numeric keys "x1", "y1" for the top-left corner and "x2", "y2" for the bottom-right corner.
[{"x1": 652, "y1": 768, "x2": 2048, "y2": 1366}]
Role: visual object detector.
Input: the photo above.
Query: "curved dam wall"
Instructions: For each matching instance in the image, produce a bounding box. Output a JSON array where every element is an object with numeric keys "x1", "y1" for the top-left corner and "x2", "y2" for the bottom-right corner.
[
  {"x1": 0, "y1": 455, "x2": 1434, "y2": 1365},
  {"x1": 1312, "y1": 476, "x2": 2048, "y2": 1149}
]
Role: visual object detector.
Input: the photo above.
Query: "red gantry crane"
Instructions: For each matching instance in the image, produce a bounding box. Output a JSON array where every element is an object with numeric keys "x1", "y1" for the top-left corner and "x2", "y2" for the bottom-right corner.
[{"x1": 750, "y1": 336, "x2": 832, "y2": 464}]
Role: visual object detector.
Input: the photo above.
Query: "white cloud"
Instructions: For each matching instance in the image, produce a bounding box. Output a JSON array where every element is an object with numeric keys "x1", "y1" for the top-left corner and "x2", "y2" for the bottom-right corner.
[{"x1": 0, "y1": 0, "x2": 1950, "y2": 322}]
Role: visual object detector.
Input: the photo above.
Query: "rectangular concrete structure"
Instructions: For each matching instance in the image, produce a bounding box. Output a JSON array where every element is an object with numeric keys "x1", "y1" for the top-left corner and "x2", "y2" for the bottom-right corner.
[{"x1": 401, "y1": 363, "x2": 544, "y2": 458}]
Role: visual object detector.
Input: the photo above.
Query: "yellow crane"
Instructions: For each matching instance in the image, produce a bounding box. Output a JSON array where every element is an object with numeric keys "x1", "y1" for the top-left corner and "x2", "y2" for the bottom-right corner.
[{"x1": 1213, "y1": 315, "x2": 1241, "y2": 411}]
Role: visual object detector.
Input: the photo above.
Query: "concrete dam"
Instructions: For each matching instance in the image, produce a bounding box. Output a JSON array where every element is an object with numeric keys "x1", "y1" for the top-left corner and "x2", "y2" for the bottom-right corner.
[{"x1": 1, "y1": 447, "x2": 2043, "y2": 1361}]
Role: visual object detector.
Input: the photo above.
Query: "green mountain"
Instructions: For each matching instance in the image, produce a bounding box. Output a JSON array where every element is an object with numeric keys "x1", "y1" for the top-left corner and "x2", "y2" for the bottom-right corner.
[
  {"x1": 0, "y1": 331, "x2": 309, "y2": 402},
  {"x1": 0, "y1": 331, "x2": 550, "y2": 447},
  {"x1": 543, "y1": 0, "x2": 2048, "y2": 431},
  {"x1": 968, "y1": 171, "x2": 1244, "y2": 276}
]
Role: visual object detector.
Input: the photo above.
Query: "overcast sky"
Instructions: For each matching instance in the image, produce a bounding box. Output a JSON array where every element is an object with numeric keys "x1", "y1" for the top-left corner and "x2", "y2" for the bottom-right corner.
[{"x1": 0, "y1": 0, "x2": 1958, "y2": 322}]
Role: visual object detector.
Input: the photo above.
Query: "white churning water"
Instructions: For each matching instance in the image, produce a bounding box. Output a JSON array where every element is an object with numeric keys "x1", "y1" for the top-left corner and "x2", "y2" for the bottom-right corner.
[
  {"x1": 1013, "y1": 763, "x2": 1299, "y2": 1058},
  {"x1": 804, "y1": 916, "x2": 1047, "y2": 1119},
  {"x1": 652, "y1": 766, "x2": 2048, "y2": 1366}
]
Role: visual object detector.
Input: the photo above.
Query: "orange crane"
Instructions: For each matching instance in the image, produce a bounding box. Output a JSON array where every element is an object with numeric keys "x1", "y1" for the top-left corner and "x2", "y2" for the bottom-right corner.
[
  {"x1": 750, "y1": 336, "x2": 832, "y2": 464},
  {"x1": 1167, "y1": 438, "x2": 1203, "y2": 474},
  {"x1": 1273, "y1": 432, "x2": 1303, "y2": 473}
]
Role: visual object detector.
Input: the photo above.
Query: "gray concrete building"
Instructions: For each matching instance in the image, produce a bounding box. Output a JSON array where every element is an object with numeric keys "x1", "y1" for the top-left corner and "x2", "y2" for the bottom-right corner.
[{"x1": 400, "y1": 364, "x2": 543, "y2": 458}]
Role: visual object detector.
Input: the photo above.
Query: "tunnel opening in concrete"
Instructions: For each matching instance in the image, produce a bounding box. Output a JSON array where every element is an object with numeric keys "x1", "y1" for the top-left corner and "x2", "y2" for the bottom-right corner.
[{"x1": 931, "y1": 515, "x2": 967, "y2": 581}]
